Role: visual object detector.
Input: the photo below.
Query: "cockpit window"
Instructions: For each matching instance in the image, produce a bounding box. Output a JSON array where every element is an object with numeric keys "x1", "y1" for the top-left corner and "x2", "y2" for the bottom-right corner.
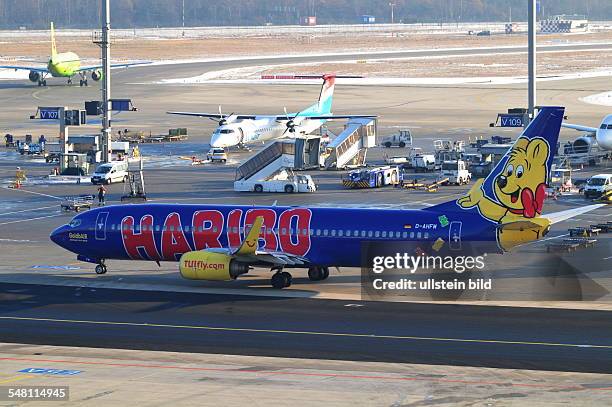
[
  {"x1": 607, "y1": 124, "x2": 612, "y2": 129},
  {"x1": 220, "y1": 129, "x2": 234, "y2": 134},
  {"x1": 69, "y1": 218, "x2": 82, "y2": 228},
  {"x1": 600, "y1": 124, "x2": 606, "y2": 129}
]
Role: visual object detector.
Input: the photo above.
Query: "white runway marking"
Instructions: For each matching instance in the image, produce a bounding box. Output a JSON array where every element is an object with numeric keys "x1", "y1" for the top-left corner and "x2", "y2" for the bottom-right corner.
[
  {"x1": 4, "y1": 187, "x2": 63, "y2": 200},
  {"x1": 0, "y1": 213, "x2": 63, "y2": 226},
  {"x1": 0, "y1": 205, "x2": 59, "y2": 217}
]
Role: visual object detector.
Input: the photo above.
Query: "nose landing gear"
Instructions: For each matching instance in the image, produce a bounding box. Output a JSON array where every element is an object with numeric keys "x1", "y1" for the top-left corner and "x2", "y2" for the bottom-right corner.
[{"x1": 95, "y1": 262, "x2": 107, "y2": 275}]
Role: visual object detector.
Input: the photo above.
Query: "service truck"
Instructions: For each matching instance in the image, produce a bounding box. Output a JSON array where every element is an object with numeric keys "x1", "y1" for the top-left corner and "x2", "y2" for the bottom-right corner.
[
  {"x1": 380, "y1": 130, "x2": 412, "y2": 148},
  {"x1": 411, "y1": 154, "x2": 436, "y2": 172},
  {"x1": 439, "y1": 160, "x2": 472, "y2": 185}
]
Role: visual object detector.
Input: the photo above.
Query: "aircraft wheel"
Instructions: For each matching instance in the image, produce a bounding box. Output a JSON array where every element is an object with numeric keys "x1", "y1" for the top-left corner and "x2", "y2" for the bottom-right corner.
[
  {"x1": 321, "y1": 267, "x2": 330, "y2": 280},
  {"x1": 84, "y1": 80, "x2": 88, "y2": 86},
  {"x1": 254, "y1": 184, "x2": 263, "y2": 193},
  {"x1": 308, "y1": 266, "x2": 323, "y2": 281},
  {"x1": 281, "y1": 271, "x2": 292, "y2": 287},
  {"x1": 79, "y1": 80, "x2": 83, "y2": 86},
  {"x1": 271, "y1": 272, "x2": 289, "y2": 289},
  {"x1": 95, "y1": 264, "x2": 107, "y2": 275},
  {"x1": 67, "y1": 79, "x2": 72, "y2": 85},
  {"x1": 42, "y1": 80, "x2": 47, "y2": 86},
  {"x1": 284, "y1": 184, "x2": 294, "y2": 193}
]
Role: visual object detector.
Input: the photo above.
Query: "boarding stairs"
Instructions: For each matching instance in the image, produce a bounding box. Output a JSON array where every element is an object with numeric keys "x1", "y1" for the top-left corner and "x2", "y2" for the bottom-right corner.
[{"x1": 323, "y1": 118, "x2": 376, "y2": 169}]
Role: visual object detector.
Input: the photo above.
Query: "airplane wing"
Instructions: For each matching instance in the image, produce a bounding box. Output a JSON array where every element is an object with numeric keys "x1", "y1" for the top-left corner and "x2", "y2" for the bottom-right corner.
[
  {"x1": 78, "y1": 61, "x2": 152, "y2": 71},
  {"x1": 0, "y1": 65, "x2": 49, "y2": 73},
  {"x1": 561, "y1": 123, "x2": 598, "y2": 134},
  {"x1": 167, "y1": 111, "x2": 257, "y2": 120},
  {"x1": 274, "y1": 114, "x2": 376, "y2": 121},
  {"x1": 543, "y1": 204, "x2": 606, "y2": 224}
]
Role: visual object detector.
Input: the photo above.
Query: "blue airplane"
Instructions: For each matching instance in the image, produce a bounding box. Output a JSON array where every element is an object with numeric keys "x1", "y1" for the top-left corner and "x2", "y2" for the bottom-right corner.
[{"x1": 50, "y1": 106, "x2": 602, "y2": 288}]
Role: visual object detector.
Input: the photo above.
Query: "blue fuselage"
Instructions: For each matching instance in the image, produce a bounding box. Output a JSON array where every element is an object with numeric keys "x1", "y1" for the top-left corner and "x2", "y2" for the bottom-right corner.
[{"x1": 50, "y1": 203, "x2": 499, "y2": 267}]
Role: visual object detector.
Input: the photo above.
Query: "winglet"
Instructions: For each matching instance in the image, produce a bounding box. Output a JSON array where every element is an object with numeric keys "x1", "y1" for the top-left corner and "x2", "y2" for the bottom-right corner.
[
  {"x1": 50, "y1": 22, "x2": 57, "y2": 57},
  {"x1": 234, "y1": 216, "x2": 264, "y2": 255}
]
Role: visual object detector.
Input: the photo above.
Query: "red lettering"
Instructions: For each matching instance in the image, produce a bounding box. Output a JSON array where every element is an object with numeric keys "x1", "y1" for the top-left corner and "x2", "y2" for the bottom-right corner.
[
  {"x1": 161, "y1": 212, "x2": 192, "y2": 261},
  {"x1": 227, "y1": 209, "x2": 242, "y2": 249},
  {"x1": 192, "y1": 210, "x2": 223, "y2": 250},
  {"x1": 278, "y1": 208, "x2": 312, "y2": 256},
  {"x1": 121, "y1": 215, "x2": 160, "y2": 260},
  {"x1": 244, "y1": 208, "x2": 278, "y2": 251}
]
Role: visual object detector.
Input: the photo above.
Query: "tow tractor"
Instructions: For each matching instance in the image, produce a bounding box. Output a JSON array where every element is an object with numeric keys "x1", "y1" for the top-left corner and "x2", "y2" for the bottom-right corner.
[{"x1": 342, "y1": 166, "x2": 400, "y2": 189}]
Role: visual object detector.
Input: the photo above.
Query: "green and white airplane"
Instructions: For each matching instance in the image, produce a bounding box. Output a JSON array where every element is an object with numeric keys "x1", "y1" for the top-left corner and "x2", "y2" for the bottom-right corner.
[{"x1": 0, "y1": 22, "x2": 148, "y2": 87}]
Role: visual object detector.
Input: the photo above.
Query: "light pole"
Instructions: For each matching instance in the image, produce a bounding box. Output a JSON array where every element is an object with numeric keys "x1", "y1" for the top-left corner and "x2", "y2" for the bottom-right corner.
[
  {"x1": 101, "y1": 0, "x2": 111, "y2": 163},
  {"x1": 527, "y1": 0, "x2": 536, "y2": 125},
  {"x1": 389, "y1": 2, "x2": 396, "y2": 24}
]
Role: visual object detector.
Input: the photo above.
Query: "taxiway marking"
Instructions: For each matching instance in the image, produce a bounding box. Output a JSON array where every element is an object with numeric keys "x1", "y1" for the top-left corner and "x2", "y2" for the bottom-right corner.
[{"x1": 1, "y1": 316, "x2": 610, "y2": 349}]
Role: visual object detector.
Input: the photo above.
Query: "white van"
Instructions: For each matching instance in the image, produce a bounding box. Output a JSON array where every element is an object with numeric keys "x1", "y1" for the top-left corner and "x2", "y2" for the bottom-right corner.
[
  {"x1": 584, "y1": 174, "x2": 612, "y2": 199},
  {"x1": 91, "y1": 161, "x2": 129, "y2": 185}
]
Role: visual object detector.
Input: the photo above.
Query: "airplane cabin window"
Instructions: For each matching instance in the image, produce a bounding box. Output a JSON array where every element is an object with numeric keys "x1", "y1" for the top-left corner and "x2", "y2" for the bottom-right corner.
[
  {"x1": 368, "y1": 231, "x2": 373, "y2": 237},
  {"x1": 316, "y1": 229, "x2": 321, "y2": 236},
  {"x1": 410, "y1": 232, "x2": 415, "y2": 238},
  {"x1": 375, "y1": 231, "x2": 380, "y2": 238},
  {"x1": 417, "y1": 232, "x2": 422, "y2": 239},
  {"x1": 338, "y1": 230, "x2": 344, "y2": 237},
  {"x1": 382, "y1": 231, "x2": 387, "y2": 238},
  {"x1": 402, "y1": 232, "x2": 408, "y2": 238},
  {"x1": 331, "y1": 230, "x2": 336, "y2": 237},
  {"x1": 323, "y1": 229, "x2": 329, "y2": 236},
  {"x1": 424, "y1": 232, "x2": 429, "y2": 239}
]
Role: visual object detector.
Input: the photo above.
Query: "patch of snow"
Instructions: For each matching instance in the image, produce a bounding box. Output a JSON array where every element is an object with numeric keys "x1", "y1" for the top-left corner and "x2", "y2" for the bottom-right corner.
[{"x1": 580, "y1": 91, "x2": 612, "y2": 107}]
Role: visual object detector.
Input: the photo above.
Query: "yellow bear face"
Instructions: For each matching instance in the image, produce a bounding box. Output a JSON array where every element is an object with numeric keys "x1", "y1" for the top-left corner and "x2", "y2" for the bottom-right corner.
[{"x1": 493, "y1": 137, "x2": 549, "y2": 216}]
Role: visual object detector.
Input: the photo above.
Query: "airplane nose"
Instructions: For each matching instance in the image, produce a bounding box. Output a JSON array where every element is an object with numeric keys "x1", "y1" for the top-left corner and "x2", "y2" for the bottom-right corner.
[
  {"x1": 50, "y1": 225, "x2": 66, "y2": 247},
  {"x1": 210, "y1": 134, "x2": 224, "y2": 148},
  {"x1": 497, "y1": 175, "x2": 507, "y2": 189}
]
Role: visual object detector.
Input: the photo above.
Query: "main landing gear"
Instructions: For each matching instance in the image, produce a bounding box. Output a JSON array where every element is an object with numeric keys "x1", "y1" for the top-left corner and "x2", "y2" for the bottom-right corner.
[
  {"x1": 37, "y1": 79, "x2": 47, "y2": 86},
  {"x1": 78, "y1": 72, "x2": 88, "y2": 87},
  {"x1": 95, "y1": 261, "x2": 107, "y2": 275},
  {"x1": 308, "y1": 266, "x2": 329, "y2": 281},
  {"x1": 271, "y1": 267, "x2": 292, "y2": 289}
]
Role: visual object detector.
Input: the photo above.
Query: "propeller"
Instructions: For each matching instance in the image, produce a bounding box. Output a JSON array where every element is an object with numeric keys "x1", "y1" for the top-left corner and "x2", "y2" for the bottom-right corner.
[
  {"x1": 209, "y1": 105, "x2": 235, "y2": 126},
  {"x1": 282, "y1": 107, "x2": 298, "y2": 137}
]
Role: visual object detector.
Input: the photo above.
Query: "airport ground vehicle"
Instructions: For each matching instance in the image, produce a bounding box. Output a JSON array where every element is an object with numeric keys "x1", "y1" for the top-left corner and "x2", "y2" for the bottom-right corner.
[
  {"x1": 380, "y1": 130, "x2": 412, "y2": 148},
  {"x1": 342, "y1": 166, "x2": 400, "y2": 188},
  {"x1": 439, "y1": 160, "x2": 472, "y2": 185},
  {"x1": 207, "y1": 148, "x2": 228, "y2": 163},
  {"x1": 61, "y1": 195, "x2": 94, "y2": 212},
  {"x1": 412, "y1": 154, "x2": 436, "y2": 172},
  {"x1": 234, "y1": 169, "x2": 316, "y2": 193},
  {"x1": 90, "y1": 161, "x2": 129, "y2": 185},
  {"x1": 584, "y1": 174, "x2": 612, "y2": 199}
]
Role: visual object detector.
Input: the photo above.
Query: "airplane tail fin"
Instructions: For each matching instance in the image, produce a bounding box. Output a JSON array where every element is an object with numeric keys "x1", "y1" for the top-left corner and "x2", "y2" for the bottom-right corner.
[
  {"x1": 316, "y1": 74, "x2": 335, "y2": 114},
  {"x1": 432, "y1": 106, "x2": 565, "y2": 216},
  {"x1": 50, "y1": 22, "x2": 57, "y2": 57}
]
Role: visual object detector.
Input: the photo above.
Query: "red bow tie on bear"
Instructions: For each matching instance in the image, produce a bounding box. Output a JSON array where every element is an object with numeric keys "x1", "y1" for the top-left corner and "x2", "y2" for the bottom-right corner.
[{"x1": 520, "y1": 183, "x2": 546, "y2": 218}]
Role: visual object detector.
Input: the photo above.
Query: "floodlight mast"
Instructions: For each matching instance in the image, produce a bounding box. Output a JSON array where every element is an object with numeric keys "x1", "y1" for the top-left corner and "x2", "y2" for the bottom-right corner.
[
  {"x1": 527, "y1": 0, "x2": 537, "y2": 126},
  {"x1": 101, "y1": 0, "x2": 111, "y2": 163}
]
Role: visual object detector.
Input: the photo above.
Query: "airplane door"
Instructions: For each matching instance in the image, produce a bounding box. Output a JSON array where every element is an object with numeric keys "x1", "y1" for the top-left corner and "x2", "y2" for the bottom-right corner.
[
  {"x1": 449, "y1": 221, "x2": 462, "y2": 251},
  {"x1": 95, "y1": 211, "x2": 109, "y2": 241}
]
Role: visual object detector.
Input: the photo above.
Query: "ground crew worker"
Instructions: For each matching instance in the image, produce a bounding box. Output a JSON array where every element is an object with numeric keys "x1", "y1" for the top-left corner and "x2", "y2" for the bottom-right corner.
[{"x1": 97, "y1": 185, "x2": 107, "y2": 206}]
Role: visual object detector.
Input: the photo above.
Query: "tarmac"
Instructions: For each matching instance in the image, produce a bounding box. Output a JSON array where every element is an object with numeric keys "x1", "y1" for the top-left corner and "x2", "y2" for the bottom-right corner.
[{"x1": 0, "y1": 46, "x2": 611, "y2": 405}]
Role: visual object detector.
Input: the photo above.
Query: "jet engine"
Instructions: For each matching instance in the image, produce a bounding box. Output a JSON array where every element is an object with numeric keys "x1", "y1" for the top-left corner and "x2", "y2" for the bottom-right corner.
[
  {"x1": 28, "y1": 71, "x2": 40, "y2": 83},
  {"x1": 179, "y1": 251, "x2": 250, "y2": 280},
  {"x1": 91, "y1": 69, "x2": 103, "y2": 81},
  {"x1": 572, "y1": 135, "x2": 597, "y2": 154}
]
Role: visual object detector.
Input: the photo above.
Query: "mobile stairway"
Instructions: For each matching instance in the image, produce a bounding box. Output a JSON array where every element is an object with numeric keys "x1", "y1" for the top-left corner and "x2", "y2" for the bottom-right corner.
[{"x1": 323, "y1": 118, "x2": 376, "y2": 169}]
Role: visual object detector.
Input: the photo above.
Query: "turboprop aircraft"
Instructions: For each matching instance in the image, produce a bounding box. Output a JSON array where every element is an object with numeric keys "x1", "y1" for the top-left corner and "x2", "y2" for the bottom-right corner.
[
  {"x1": 167, "y1": 74, "x2": 375, "y2": 148},
  {"x1": 50, "y1": 106, "x2": 603, "y2": 288},
  {"x1": 0, "y1": 22, "x2": 148, "y2": 86}
]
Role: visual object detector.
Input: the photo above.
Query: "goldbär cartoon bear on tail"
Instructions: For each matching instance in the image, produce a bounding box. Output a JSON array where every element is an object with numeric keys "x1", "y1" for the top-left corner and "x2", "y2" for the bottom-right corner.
[{"x1": 457, "y1": 137, "x2": 551, "y2": 250}]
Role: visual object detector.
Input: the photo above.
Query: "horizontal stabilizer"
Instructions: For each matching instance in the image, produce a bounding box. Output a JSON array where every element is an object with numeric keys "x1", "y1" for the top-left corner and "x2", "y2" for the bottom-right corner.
[{"x1": 544, "y1": 204, "x2": 606, "y2": 224}]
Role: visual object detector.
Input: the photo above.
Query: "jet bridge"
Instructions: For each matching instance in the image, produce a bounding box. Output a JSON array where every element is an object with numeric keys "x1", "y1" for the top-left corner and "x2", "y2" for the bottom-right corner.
[
  {"x1": 235, "y1": 137, "x2": 321, "y2": 182},
  {"x1": 323, "y1": 118, "x2": 376, "y2": 169}
]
